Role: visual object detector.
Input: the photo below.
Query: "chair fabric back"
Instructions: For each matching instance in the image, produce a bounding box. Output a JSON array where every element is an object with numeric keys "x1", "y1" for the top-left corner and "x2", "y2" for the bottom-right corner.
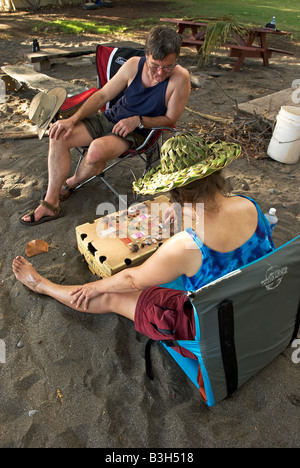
[
  {"x1": 162, "y1": 236, "x2": 300, "y2": 406},
  {"x1": 96, "y1": 44, "x2": 145, "y2": 111},
  {"x1": 60, "y1": 45, "x2": 145, "y2": 116}
]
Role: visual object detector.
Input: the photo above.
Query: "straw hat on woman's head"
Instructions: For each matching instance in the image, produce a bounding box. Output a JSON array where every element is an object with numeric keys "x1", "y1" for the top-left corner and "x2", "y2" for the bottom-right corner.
[
  {"x1": 29, "y1": 87, "x2": 67, "y2": 139},
  {"x1": 133, "y1": 132, "x2": 241, "y2": 196}
]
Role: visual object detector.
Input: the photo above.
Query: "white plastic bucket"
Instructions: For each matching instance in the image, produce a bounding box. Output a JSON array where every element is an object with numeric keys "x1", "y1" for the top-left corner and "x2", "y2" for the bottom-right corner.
[{"x1": 267, "y1": 106, "x2": 300, "y2": 164}]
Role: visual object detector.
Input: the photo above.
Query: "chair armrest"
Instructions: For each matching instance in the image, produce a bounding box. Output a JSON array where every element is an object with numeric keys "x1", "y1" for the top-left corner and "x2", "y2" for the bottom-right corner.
[{"x1": 135, "y1": 127, "x2": 177, "y2": 152}]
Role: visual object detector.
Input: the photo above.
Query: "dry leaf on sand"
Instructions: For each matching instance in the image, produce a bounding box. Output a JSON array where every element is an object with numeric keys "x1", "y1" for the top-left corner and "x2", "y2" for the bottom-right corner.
[{"x1": 25, "y1": 240, "x2": 49, "y2": 258}]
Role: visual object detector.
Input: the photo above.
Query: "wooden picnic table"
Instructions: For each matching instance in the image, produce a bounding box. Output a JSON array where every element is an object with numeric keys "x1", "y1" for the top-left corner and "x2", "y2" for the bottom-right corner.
[
  {"x1": 160, "y1": 18, "x2": 294, "y2": 71},
  {"x1": 24, "y1": 46, "x2": 96, "y2": 72}
]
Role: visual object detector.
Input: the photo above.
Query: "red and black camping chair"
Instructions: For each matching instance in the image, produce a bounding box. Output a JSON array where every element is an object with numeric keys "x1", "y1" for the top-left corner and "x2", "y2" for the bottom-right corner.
[{"x1": 58, "y1": 44, "x2": 176, "y2": 200}]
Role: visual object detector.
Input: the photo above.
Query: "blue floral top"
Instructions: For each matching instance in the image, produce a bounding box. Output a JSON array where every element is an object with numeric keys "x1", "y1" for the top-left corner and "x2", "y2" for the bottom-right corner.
[{"x1": 181, "y1": 196, "x2": 275, "y2": 292}]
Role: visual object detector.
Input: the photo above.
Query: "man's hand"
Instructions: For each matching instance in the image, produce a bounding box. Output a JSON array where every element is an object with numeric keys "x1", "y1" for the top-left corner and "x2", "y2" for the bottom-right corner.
[
  {"x1": 112, "y1": 116, "x2": 140, "y2": 138},
  {"x1": 49, "y1": 118, "x2": 75, "y2": 140}
]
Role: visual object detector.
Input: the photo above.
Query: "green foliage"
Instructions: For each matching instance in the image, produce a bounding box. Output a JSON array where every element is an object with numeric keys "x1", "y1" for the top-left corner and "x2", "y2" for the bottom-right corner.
[
  {"x1": 197, "y1": 19, "x2": 250, "y2": 65},
  {"x1": 169, "y1": 0, "x2": 300, "y2": 40},
  {"x1": 32, "y1": 20, "x2": 125, "y2": 35}
]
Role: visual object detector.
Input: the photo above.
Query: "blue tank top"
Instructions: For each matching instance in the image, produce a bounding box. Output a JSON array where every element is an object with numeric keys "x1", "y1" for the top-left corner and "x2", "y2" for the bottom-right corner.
[
  {"x1": 103, "y1": 57, "x2": 169, "y2": 132},
  {"x1": 180, "y1": 196, "x2": 275, "y2": 292}
]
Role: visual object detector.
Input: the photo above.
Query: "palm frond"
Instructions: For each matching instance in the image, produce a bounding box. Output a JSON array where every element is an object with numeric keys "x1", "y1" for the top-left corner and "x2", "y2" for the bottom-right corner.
[{"x1": 196, "y1": 19, "x2": 250, "y2": 66}]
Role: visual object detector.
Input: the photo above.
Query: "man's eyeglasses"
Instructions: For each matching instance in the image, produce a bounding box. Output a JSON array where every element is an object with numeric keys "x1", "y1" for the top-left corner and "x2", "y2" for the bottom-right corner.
[{"x1": 148, "y1": 62, "x2": 176, "y2": 73}]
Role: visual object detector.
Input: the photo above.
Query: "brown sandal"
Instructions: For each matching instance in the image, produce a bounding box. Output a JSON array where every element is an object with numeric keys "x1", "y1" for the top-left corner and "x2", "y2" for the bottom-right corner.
[
  {"x1": 59, "y1": 183, "x2": 76, "y2": 202},
  {"x1": 43, "y1": 183, "x2": 76, "y2": 203},
  {"x1": 20, "y1": 200, "x2": 61, "y2": 226}
]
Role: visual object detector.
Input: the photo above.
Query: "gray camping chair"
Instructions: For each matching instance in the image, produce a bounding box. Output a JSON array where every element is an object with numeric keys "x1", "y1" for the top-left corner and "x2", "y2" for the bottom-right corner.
[{"x1": 146, "y1": 235, "x2": 300, "y2": 406}]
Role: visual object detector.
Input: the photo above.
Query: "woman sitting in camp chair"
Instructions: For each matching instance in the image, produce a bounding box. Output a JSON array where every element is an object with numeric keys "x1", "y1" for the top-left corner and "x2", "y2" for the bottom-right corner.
[{"x1": 13, "y1": 133, "x2": 275, "y2": 346}]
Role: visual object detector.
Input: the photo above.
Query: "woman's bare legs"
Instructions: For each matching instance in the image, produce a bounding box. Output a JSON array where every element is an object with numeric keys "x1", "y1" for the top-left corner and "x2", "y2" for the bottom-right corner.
[{"x1": 12, "y1": 256, "x2": 141, "y2": 322}]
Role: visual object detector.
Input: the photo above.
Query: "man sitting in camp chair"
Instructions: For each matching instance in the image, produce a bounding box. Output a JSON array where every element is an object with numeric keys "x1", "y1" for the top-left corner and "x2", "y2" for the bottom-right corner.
[{"x1": 21, "y1": 26, "x2": 191, "y2": 226}]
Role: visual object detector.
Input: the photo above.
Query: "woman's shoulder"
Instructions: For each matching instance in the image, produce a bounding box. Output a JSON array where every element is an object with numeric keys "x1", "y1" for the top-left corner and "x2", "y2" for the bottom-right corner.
[
  {"x1": 233, "y1": 194, "x2": 263, "y2": 210},
  {"x1": 164, "y1": 230, "x2": 202, "y2": 261},
  {"x1": 167, "y1": 230, "x2": 196, "y2": 250},
  {"x1": 227, "y1": 195, "x2": 260, "y2": 218}
]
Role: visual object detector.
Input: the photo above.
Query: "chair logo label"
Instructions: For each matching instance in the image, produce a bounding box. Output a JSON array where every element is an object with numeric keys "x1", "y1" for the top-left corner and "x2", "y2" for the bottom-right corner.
[
  {"x1": 261, "y1": 266, "x2": 288, "y2": 290},
  {"x1": 115, "y1": 56, "x2": 127, "y2": 66}
]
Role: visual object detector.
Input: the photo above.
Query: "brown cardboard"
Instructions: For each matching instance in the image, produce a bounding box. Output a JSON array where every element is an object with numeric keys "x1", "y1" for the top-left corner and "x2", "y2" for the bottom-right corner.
[{"x1": 76, "y1": 196, "x2": 172, "y2": 277}]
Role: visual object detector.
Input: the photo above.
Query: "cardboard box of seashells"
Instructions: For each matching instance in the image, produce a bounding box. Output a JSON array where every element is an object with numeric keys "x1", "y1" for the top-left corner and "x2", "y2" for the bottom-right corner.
[{"x1": 76, "y1": 195, "x2": 172, "y2": 278}]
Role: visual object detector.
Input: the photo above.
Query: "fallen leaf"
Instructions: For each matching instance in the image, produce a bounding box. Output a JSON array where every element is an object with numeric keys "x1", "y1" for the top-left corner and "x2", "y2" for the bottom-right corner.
[{"x1": 25, "y1": 240, "x2": 49, "y2": 258}]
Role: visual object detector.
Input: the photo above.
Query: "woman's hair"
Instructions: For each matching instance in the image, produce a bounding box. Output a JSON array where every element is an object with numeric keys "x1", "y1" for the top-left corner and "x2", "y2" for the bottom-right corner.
[
  {"x1": 169, "y1": 171, "x2": 228, "y2": 208},
  {"x1": 145, "y1": 26, "x2": 182, "y2": 60}
]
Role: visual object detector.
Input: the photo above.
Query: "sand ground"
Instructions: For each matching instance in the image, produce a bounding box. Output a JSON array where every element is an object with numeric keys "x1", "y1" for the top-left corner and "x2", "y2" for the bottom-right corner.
[{"x1": 0, "y1": 3, "x2": 299, "y2": 448}]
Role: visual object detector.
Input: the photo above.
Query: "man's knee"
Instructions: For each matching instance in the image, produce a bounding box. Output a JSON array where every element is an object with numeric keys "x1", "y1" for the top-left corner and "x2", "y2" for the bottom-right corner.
[
  {"x1": 49, "y1": 134, "x2": 73, "y2": 152},
  {"x1": 86, "y1": 135, "x2": 130, "y2": 165},
  {"x1": 85, "y1": 139, "x2": 109, "y2": 165}
]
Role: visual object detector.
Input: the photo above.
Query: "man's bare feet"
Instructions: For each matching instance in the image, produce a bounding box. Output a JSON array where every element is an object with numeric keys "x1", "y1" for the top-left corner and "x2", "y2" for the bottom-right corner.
[{"x1": 12, "y1": 256, "x2": 46, "y2": 294}]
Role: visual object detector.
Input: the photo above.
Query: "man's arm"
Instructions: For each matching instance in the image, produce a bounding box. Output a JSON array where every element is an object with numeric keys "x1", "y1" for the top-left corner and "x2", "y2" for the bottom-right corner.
[
  {"x1": 49, "y1": 57, "x2": 139, "y2": 140},
  {"x1": 145, "y1": 65, "x2": 191, "y2": 128}
]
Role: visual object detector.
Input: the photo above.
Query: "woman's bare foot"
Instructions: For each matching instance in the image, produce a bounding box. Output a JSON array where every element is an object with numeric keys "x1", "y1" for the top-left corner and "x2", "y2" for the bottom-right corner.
[
  {"x1": 12, "y1": 256, "x2": 47, "y2": 294},
  {"x1": 12, "y1": 256, "x2": 82, "y2": 310}
]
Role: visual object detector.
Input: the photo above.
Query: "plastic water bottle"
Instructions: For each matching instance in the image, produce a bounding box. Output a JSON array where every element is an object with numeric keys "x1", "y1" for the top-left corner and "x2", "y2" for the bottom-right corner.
[
  {"x1": 264, "y1": 207, "x2": 278, "y2": 231},
  {"x1": 266, "y1": 16, "x2": 276, "y2": 29}
]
